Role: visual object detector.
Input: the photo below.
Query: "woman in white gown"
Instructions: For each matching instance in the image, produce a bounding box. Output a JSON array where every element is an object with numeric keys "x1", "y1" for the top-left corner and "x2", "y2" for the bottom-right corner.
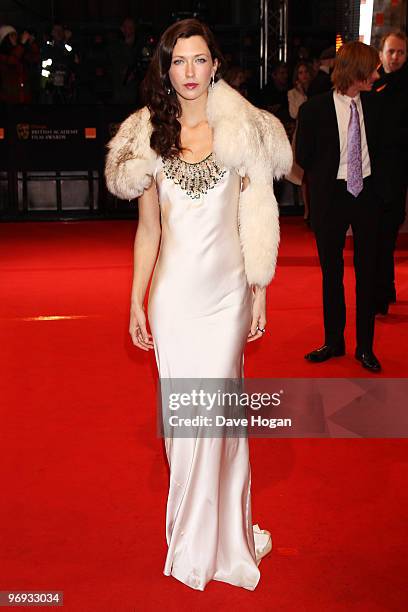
[{"x1": 105, "y1": 19, "x2": 292, "y2": 591}]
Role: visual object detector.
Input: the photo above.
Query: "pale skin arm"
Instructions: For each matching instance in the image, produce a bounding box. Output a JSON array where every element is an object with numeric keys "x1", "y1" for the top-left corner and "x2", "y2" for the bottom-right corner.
[
  {"x1": 241, "y1": 175, "x2": 267, "y2": 344},
  {"x1": 129, "y1": 180, "x2": 161, "y2": 351},
  {"x1": 247, "y1": 285, "x2": 267, "y2": 343}
]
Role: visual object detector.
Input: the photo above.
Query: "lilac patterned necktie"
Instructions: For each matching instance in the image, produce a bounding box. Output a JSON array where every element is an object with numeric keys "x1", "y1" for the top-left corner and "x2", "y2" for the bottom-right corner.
[{"x1": 347, "y1": 99, "x2": 363, "y2": 197}]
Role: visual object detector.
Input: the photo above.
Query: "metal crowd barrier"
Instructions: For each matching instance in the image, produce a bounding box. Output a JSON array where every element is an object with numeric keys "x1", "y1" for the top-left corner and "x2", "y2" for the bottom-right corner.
[
  {"x1": 0, "y1": 104, "x2": 304, "y2": 221},
  {"x1": 0, "y1": 104, "x2": 139, "y2": 221}
]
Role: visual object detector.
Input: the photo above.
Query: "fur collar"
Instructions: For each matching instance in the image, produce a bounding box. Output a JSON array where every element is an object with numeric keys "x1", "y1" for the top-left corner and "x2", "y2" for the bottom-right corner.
[{"x1": 207, "y1": 79, "x2": 292, "y2": 182}]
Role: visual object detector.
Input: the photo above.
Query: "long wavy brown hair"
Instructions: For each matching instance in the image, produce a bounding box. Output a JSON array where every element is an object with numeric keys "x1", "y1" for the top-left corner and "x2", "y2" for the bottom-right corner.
[{"x1": 141, "y1": 19, "x2": 224, "y2": 157}]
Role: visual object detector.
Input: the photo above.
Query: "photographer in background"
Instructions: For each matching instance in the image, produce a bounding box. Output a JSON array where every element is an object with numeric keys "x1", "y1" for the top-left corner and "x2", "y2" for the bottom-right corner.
[
  {"x1": 40, "y1": 22, "x2": 80, "y2": 104},
  {"x1": 0, "y1": 25, "x2": 40, "y2": 104},
  {"x1": 308, "y1": 46, "x2": 336, "y2": 97},
  {"x1": 108, "y1": 17, "x2": 142, "y2": 105},
  {"x1": 76, "y1": 31, "x2": 113, "y2": 104}
]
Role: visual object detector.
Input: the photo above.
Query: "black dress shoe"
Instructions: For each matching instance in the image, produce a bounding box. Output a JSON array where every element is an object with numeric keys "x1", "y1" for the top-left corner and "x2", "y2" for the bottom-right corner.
[
  {"x1": 305, "y1": 344, "x2": 345, "y2": 363},
  {"x1": 388, "y1": 287, "x2": 397, "y2": 304},
  {"x1": 355, "y1": 350, "x2": 382, "y2": 372},
  {"x1": 375, "y1": 302, "x2": 389, "y2": 316}
]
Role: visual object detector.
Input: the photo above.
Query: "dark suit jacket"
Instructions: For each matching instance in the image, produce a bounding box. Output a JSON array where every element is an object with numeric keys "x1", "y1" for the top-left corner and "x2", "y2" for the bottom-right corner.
[
  {"x1": 307, "y1": 69, "x2": 332, "y2": 98},
  {"x1": 296, "y1": 90, "x2": 380, "y2": 226},
  {"x1": 372, "y1": 63, "x2": 408, "y2": 202}
]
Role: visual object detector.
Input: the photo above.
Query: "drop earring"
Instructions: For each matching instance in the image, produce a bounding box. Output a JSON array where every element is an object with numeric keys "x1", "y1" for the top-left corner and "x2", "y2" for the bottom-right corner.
[
  {"x1": 211, "y1": 73, "x2": 215, "y2": 89},
  {"x1": 166, "y1": 87, "x2": 171, "y2": 95}
]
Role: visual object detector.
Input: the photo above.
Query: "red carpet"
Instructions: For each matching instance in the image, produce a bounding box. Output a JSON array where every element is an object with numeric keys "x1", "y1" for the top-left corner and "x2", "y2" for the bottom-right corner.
[{"x1": 0, "y1": 218, "x2": 407, "y2": 611}]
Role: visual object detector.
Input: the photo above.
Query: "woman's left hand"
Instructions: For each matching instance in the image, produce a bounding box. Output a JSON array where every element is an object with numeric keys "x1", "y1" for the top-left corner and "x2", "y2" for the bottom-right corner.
[{"x1": 247, "y1": 286, "x2": 267, "y2": 342}]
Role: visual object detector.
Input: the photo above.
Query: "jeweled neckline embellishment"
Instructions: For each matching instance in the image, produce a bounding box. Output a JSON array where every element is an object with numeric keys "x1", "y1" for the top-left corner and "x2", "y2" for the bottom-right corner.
[{"x1": 162, "y1": 152, "x2": 226, "y2": 199}]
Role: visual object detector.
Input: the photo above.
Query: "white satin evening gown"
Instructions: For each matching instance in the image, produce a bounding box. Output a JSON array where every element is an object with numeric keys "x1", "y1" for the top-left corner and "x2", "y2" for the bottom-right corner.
[{"x1": 147, "y1": 153, "x2": 272, "y2": 591}]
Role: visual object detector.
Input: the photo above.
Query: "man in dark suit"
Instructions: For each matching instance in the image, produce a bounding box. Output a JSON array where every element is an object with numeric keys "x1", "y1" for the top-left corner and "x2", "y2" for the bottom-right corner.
[
  {"x1": 308, "y1": 46, "x2": 336, "y2": 97},
  {"x1": 372, "y1": 31, "x2": 408, "y2": 314},
  {"x1": 296, "y1": 41, "x2": 382, "y2": 371}
]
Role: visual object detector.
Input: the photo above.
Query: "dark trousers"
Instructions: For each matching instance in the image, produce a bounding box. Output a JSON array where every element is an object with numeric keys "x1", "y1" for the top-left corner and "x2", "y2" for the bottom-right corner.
[
  {"x1": 313, "y1": 177, "x2": 380, "y2": 351},
  {"x1": 375, "y1": 192, "x2": 407, "y2": 305}
]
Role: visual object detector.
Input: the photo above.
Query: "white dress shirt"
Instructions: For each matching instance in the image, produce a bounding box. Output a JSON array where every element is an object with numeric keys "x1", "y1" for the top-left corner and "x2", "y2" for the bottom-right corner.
[
  {"x1": 287, "y1": 87, "x2": 307, "y2": 119},
  {"x1": 333, "y1": 90, "x2": 371, "y2": 180}
]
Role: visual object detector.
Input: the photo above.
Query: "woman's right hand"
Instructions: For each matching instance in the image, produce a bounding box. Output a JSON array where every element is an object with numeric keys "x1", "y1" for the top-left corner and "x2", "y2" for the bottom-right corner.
[{"x1": 129, "y1": 304, "x2": 154, "y2": 351}]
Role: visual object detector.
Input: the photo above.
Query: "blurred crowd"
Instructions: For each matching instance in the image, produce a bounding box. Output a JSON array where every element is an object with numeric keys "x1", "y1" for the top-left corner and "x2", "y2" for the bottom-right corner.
[
  {"x1": 1, "y1": 18, "x2": 406, "y2": 114},
  {"x1": 0, "y1": 17, "x2": 155, "y2": 106},
  {"x1": 0, "y1": 16, "x2": 356, "y2": 113}
]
